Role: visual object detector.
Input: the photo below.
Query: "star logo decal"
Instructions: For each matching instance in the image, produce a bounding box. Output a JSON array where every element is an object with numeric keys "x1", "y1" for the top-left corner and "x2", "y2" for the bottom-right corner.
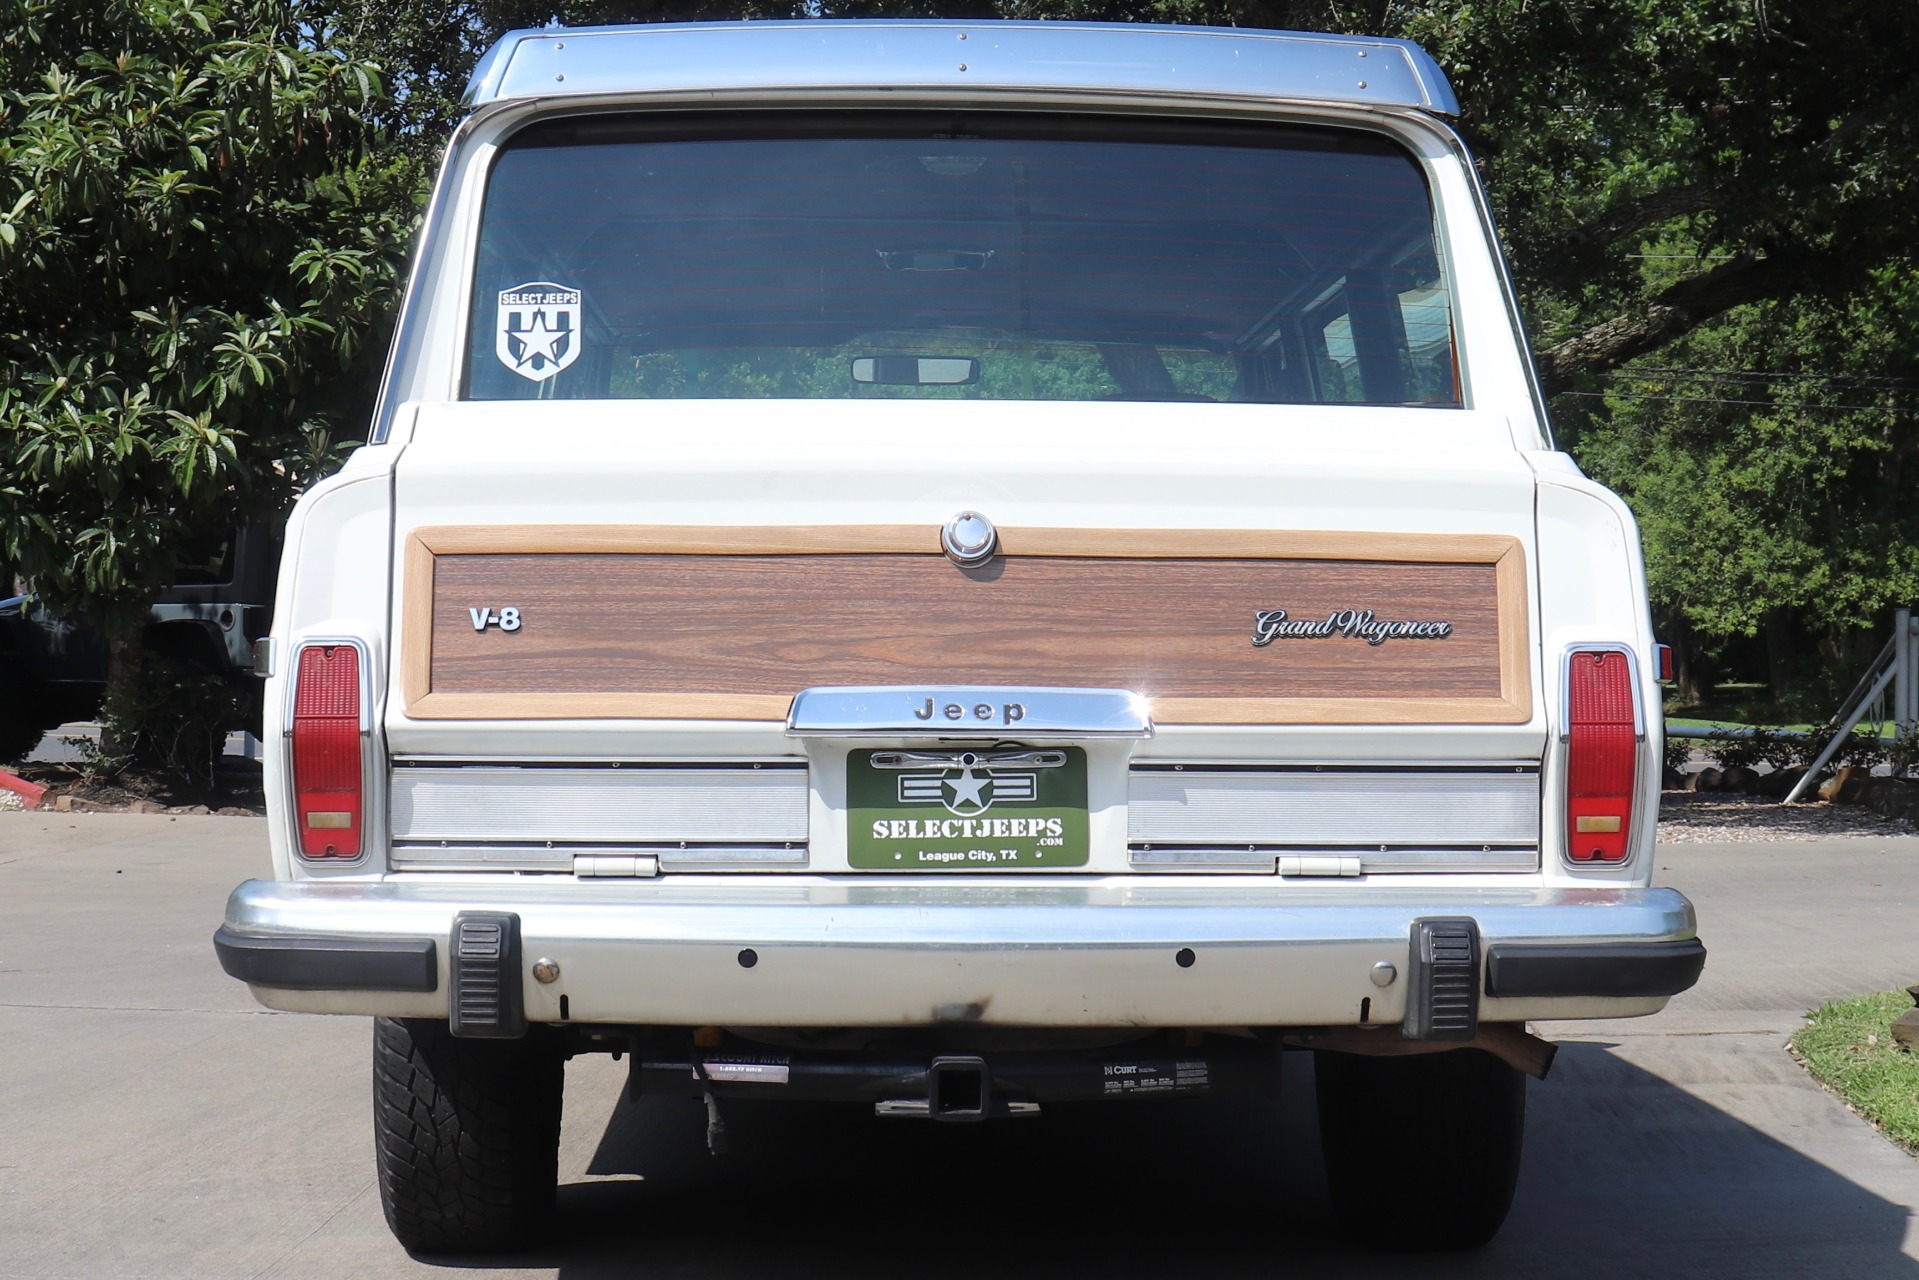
[
  {"x1": 495, "y1": 281, "x2": 583, "y2": 383},
  {"x1": 510, "y1": 310, "x2": 571, "y2": 369}
]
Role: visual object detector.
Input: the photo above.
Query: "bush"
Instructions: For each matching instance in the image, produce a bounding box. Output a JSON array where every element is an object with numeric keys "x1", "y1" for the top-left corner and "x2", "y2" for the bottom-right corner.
[
  {"x1": 1686, "y1": 725, "x2": 1889, "y2": 778},
  {"x1": 1704, "y1": 729, "x2": 1773, "y2": 772},
  {"x1": 1888, "y1": 728, "x2": 1919, "y2": 779},
  {"x1": 95, "y1": 654, "x2": 245, "y2": 790}
]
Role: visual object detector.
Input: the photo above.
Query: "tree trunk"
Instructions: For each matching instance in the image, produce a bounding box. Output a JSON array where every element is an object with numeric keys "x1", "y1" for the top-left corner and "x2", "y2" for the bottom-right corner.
[
  {"x1": 1818, "y1": 625, "x2": 1862, "y2": 676},
  {"x1": 1668, "y1": 616, "x2": 1714, "y2": 708},
  {"x1": 1535, "y1": 250, "x2": 1815, "y2": 397},
  {"x1": 98, "y1": 631, "x2": 146, "y2": 765},
  {"x1": 1763, "y1": 607, "x2": 1796, "y2": 706}
]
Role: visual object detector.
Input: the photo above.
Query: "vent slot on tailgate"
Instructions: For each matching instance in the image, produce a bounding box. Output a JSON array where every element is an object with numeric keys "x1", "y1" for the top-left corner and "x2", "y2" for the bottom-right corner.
[
  {"x1": 390, "y1": 762, "x2": 809, "y2": 872},
  {"x1": 1128, "y1": 765, "x2": 1538, "y2": 873}
]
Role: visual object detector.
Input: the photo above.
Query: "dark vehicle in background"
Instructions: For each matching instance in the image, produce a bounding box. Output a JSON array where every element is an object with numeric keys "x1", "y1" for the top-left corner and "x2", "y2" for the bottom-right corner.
[{"x1": 0, "y1": 523, "x2": 279, "y2": 763}]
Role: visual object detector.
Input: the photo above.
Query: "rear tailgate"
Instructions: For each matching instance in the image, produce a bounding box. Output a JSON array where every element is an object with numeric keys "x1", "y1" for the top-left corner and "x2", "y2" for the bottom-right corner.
[{"x1": 384, "y1": 398, "x2": 1545, "y2": 875}]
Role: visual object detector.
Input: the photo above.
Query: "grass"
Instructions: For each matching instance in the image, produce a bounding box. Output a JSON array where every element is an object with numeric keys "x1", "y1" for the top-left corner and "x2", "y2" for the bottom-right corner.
[
  {"x1": 1665, "y1": 716, "x2": 1826, "y2": 734},
  {"x1": 1660, "y1": 680, "x2": 1898, "y2": 736},
  {"x1": 1791, "y1": 991, "x2": 1919, "y2": 1153}
]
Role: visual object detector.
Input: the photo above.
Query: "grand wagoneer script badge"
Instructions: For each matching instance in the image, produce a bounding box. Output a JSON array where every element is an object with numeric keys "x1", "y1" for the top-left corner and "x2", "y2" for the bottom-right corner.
[{"x1": 1252, "y1": 608, "x2": 1454, "y2": 647}]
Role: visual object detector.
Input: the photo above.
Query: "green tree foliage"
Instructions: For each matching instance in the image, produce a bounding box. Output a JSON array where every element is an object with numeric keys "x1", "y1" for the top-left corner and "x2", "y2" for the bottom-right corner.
[
  {"x1": 1277, "y1": 1, "x2": 1919, "y2": 398},
  {"x1": 0, "y1": 1, "x2": 410, "y2": 748},
  {"x1": 1568, "y1": 269, "x2": 1919, "y2": 703},
  {"x1": 0, "y1": 1, "x2": 406, "y2": 631}
]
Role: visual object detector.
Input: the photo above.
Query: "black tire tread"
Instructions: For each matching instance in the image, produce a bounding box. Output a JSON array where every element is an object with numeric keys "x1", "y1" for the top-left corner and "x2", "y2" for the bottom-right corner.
[
  {"x1": 1314, "y1": 1046, "x2": 1526, "y2": 1251},
  {"x1": 373, "y1": 1017, "x2": 563, "y2": 1254}
]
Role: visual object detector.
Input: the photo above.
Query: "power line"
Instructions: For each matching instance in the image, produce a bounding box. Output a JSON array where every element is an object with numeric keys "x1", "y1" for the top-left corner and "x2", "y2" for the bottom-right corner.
[
  {"x1": 1600, "y1": 367, "x2": 1919, "y2": 388},
  {"x1": 1561, "y1": 390, "x2": 1914, "y2": 414}
]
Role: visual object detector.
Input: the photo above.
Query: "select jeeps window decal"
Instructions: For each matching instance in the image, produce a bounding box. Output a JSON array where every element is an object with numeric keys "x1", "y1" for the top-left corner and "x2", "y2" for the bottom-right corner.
[
  {"x1": 1251, "y1": 608, "x2": 1454, "y2": 647},
  {"x1": 495, "y1": 281, "x2": 582, "y2": 381}
]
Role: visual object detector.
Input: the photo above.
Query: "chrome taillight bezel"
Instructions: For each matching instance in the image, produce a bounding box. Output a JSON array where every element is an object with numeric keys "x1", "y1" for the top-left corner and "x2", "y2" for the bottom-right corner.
[
  {"x1": 1557, "y1": 642, "x2": 1649, "y2": 868},
  {"x1": 283, "y1": 635, "x2": 376, "y2": 866}
]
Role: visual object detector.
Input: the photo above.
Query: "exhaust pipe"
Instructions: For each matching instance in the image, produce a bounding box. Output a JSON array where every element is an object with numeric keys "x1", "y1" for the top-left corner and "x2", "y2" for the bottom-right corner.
[{"x1": 1285, "y1": 1021, "x2": 1558, "y2": 1079}]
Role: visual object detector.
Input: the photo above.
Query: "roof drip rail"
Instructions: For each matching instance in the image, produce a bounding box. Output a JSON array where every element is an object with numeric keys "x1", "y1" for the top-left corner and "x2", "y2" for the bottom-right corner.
[{"x1": 463, "y1": 21, "x2": 1460, "y2": 117}]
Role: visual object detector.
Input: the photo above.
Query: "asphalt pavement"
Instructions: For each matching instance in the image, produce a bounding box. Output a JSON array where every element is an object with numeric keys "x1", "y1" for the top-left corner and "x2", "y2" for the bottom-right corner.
[{"x1": 3, "y1": 814, "x2": 1919, "y2": 1278}]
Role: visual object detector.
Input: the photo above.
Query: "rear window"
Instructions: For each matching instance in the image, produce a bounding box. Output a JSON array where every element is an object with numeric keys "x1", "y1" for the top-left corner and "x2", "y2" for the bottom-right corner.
[{"x1": 464, "y1": 113, "x2": 1459, "y2": 406}]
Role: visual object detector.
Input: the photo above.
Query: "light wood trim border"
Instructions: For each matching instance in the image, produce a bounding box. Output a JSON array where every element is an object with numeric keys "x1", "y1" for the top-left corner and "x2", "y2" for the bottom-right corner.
[
  {"x1": 401, "y1": 526, "x2": 1532, "y2": 726},
  {"x1": 402, "y1": 533, "x2": 436, "y2": 710},
  {"x1": 1494, "y1": 539, "x2": 1530, "y2": 715},
  {"x1": 411, "y1": 523, "x2": 1520, "y2": 562}
]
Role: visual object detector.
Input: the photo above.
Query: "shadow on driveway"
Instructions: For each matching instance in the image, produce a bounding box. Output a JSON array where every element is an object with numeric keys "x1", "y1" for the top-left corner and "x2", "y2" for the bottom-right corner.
[{"x1": 423, "y1": 1043, "x2": 1919, "y2": 1278}]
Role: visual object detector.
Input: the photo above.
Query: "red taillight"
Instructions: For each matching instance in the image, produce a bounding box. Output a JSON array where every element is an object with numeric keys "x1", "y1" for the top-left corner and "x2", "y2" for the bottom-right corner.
[
  {"x1": 1565, "y1": 649, "x2": 1638, "y2": 864},
  {"x1": 292, "y1": 645, "x2": 362, "y2": 859}
]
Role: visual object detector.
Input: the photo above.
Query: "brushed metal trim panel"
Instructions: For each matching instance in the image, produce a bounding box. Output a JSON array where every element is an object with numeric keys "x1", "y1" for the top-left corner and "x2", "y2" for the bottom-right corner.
[
  {"x1": 390, "y1": 841, "x2": 809, "y2": 872},
  {"x1": 1128, "y1": 767, "x2": 1538, "y2": 847},
  {"x1": 390, "y1": 765, "x2": 809, "y2": 844}
]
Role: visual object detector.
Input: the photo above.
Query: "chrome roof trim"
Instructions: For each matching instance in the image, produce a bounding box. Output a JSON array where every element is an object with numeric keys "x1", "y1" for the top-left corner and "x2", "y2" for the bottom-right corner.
[{"x1": 464, "y1": 21, "x2": 1459, "y2": 117}]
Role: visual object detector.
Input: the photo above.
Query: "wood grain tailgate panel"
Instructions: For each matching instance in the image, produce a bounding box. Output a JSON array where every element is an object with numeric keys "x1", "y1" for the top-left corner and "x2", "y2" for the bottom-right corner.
[{"x1": 402, "y1": 527, "x2": 1530, "y2": 725}]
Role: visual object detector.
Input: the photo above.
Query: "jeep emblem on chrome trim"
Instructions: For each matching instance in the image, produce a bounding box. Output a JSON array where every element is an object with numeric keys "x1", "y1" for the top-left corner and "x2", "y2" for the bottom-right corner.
[{"x1": 785, "y1": 687, "x2": 1153, "y2": 739}]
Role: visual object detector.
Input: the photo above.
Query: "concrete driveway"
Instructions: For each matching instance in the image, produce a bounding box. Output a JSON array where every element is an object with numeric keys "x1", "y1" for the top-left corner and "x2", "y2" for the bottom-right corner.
[{"x1": 3, "y1": 814, "x2": 1918, "y2": 1278}]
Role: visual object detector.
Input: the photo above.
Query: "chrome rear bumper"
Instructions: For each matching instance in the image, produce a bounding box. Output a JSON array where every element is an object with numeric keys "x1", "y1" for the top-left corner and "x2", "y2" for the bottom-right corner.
[{"x1": 217, "y1": 877, "x2": 1700, "y2": 1027}]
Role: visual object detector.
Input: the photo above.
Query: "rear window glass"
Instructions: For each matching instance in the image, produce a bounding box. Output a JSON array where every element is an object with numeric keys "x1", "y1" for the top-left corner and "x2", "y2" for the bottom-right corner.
[{"x1": 464, "y1": 114, "x2": 1458, "y2": 406}]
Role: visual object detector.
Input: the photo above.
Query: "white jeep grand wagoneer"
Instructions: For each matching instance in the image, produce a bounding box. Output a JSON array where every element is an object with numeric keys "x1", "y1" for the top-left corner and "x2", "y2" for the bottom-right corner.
[{"x1": 215, "y1": 20, "x2": 1704, "y2": 1254}]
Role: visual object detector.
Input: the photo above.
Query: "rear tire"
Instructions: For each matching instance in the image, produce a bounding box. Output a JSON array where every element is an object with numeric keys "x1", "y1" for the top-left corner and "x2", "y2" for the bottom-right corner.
[
  {"x1": 373, "y1": 1017, "x2": 564, "y2": 1254},
  {"x1": 1314, "y1": 1047, "x2": 1525, "y2": 1250}
]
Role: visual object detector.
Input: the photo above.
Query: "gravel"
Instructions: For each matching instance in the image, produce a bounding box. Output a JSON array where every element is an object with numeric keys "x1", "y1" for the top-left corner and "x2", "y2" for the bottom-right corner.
[
  {"x1": 0, "y1": 790, "x2": 22, "y2": 812},
  {"x1": 1658, "y1": 790, "x2": 1919, "y2": 842}
]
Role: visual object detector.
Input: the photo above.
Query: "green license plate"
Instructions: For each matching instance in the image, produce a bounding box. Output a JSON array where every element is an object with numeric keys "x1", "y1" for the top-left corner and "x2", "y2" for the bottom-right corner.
[{"x1": 847, "y1": 747, "x2": 1089, "y2": 870}]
